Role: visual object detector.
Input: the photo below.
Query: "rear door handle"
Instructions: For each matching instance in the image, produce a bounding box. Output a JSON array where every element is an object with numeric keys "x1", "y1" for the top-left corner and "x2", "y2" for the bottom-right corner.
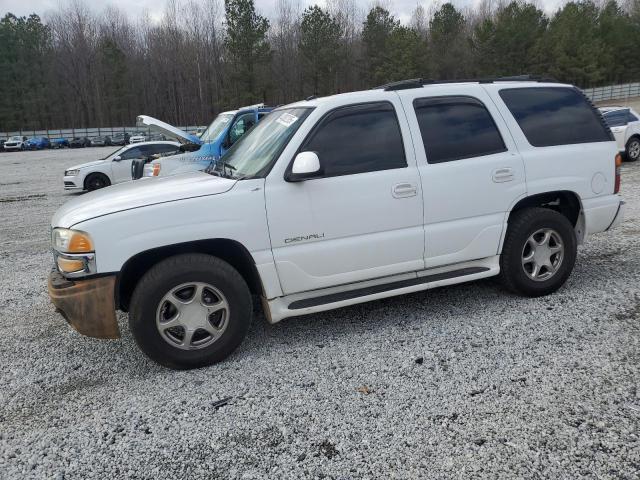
[
  {"x1": 492, "y1": 167, "x2": 514, "y2": 183},
  {"x1": 392, "y1": 183, "x2": 417, "y2": 198}
]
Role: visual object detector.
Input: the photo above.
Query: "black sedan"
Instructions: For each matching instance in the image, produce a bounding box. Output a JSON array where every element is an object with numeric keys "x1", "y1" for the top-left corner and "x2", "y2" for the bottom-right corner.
[{"x1": 69, "y1": 137, "x2": 91, "y2": 148}]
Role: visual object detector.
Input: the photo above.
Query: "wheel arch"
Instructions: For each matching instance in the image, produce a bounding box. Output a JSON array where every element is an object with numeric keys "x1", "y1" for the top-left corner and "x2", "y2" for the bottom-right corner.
[
  {"x1": 507, "y1": 190, "x2": 584, "y2": 243},
  {"x1": 116, "y1": 238, "x2": 263, "y2": 312}
]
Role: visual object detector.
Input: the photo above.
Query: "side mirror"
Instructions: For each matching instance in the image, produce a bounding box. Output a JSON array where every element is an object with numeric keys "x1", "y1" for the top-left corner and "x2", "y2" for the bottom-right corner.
[
  {"x1": 113, "y1": 155, "x2": 122, "y2": 162},
  {"x1": 286, "y1": 151, "x2": 322, "y2": 182}
]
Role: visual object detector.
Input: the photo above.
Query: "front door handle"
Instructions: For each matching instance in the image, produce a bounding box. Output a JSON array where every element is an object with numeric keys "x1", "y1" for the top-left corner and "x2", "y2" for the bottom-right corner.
[
  {"x1": 492, "y1": 167, "x2": 514, "y2": 183},
  {"x1": 392, "y1": 183, "x2": 417, "y2": 198}
]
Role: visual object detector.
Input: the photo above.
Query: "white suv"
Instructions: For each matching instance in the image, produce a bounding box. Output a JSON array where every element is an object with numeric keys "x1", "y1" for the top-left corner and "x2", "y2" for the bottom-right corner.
[
  {"x1": 599, "y1": 106, "x2": 640, "y2": 161},
  {"x1": 4, "y1": 135, "x2": 28, "y2": 151},
  {"x1": 63, "y1": 141, "x2": 180, "y2": 191},
  {"x1": 48, "y1": 79, "x2": 624, "y2": 369}
]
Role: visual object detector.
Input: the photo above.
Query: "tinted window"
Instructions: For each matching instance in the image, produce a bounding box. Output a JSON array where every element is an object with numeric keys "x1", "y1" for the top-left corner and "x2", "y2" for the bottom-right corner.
[
  {"x1": 413, "y1": 97, "x2": 506, "y2": 163},
  {"x1": 603, "y1": 110, "x2": 630, "y2": 128},
  {"x1": 121, "y1": 147, "x2": 144, "y2": 159},
  {"x1": 150, "y1": 144, "x2": 179, "y2": 155},
  {"x1": 301, "y1": 102, "x2": 406, "y2": 177},
  {"x1": 499, "y1": 87, "x2": 612, "y2": 147}
]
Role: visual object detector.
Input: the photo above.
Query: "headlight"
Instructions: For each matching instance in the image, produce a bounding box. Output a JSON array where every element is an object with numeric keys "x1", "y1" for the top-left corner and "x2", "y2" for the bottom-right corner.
[
  {"x1": 65, "y1": 169, "x2": 79, "y2": 176},
  {"x1": 52, "y1": 228, "x2": 94, "y2": 253}
]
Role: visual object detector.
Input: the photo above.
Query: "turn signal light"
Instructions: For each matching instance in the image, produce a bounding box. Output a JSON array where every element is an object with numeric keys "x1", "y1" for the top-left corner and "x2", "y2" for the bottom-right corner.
[
  {"x1": 152, "y1": 163, "x2": 161, "y2": 176},
  {"x1": 614, "y1": 153, "x2": 622, "y2": 194},
  {"x1": 57, "y1": 257, "x2": 85, "y2": 273}
]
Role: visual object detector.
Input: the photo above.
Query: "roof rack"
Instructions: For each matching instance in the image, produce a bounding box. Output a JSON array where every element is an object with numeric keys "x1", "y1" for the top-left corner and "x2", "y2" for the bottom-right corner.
[{"x1": 377, "y1": 75, "x2": 558, "y2": 91}]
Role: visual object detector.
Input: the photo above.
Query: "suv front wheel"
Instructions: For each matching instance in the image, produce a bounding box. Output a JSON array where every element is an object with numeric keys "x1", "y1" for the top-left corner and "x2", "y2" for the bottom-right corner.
[
  {"x1": 500, "y1": 208, "x2": 577, "y2": 297},
  {"x1": 129, "y1": 253, "x2": 252, "y2": 369}
]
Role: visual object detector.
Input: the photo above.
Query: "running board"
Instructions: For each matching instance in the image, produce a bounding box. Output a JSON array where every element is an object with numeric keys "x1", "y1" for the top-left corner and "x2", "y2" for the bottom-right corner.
[{"x1": 288, "y1": 266, "x2": 489, "y2": 310}]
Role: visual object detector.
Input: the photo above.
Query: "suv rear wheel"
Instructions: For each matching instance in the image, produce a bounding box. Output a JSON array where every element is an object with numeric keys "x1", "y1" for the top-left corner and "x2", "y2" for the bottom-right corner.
[
  {"x1": 500, "y1": 208, "x2": 577, "y2": 297},
  {"x1": 129, "y1": 253, "x2": 252, "y2": 369}
]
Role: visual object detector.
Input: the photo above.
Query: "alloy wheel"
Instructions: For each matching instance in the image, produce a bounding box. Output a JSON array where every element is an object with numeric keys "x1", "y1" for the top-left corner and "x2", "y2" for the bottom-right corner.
[
  {"x1": 155, "y1": 282, "x2": 229, "y2": 350},
  {"x1": 521, "y1": 228, "x2": 564, "y2": 282}
]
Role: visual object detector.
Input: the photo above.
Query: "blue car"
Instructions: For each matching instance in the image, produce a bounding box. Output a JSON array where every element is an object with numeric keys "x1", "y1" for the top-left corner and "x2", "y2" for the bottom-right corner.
[
  {"x1": 25, "y1": 136, "x2": 51, "y2": 150},
  {"x1": 134, "y1": 103, "x2": 274, "y2": 178},
  {"x1": 50, "y1": 138, "x2": 70, "y2": 149}
]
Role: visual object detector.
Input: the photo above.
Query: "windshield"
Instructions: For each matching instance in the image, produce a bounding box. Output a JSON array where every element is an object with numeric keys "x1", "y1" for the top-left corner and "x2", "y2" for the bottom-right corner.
[
  {"x1": 209, "y1": 107, "x2": 312, "y2": 179},
  {"x1": 200, "y1": 113, "x2": 234, "y2": 143},
  {"x1": 102, "y1": 145, "x2": 128, "y2": 160},
  {"x1": 9, "y1": 136, "x2": 22, "y2": 141}
]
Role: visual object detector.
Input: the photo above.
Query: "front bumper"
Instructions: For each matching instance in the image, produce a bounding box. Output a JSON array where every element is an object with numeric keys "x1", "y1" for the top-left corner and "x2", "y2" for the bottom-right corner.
[
  {"x1": 48, "y1": 269, "x2": 120, "y2": 339},
  {"x1": 63, "y1": 175, "x2": 81, "y2": 189}
]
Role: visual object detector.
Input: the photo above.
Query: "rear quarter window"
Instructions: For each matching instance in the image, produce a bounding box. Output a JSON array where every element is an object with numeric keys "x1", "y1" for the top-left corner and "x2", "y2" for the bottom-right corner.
[{"x1": 499, "y1": 87, "x2": 612, "y2": 147}]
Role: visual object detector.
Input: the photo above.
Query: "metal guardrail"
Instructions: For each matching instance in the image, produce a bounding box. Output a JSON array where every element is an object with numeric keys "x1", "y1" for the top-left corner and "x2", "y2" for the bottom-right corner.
[
  {"x1": 0, "y1": 125, "x2": 206, "y2": 141},
  {"x1": 582, "y1": 82, "x2": 640, "y2": 102}
]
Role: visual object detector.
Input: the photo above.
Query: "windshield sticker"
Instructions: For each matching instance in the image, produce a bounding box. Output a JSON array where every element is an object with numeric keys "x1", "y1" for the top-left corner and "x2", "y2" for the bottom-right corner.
[{"x1": 276, "y1": 112, "x2": 298, "y2": 127}]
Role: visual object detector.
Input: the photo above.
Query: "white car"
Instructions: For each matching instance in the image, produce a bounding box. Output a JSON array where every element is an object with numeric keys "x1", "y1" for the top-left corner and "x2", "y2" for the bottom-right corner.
[
  {"x1": 129, "y1": 133, "x2": 147, "y2": 144},
  {"x1": 4, "y1": 135, "x2": 28, "y2": 151},
  {"x1": 599, "y1": 106, "x2": 640, "y2": 161},
  {"x1": 63, "y1": 141, "x2": 180, "y2": 191},
  {"x1": 49, "y1": 78, "x2": 624, "y2": 369}
]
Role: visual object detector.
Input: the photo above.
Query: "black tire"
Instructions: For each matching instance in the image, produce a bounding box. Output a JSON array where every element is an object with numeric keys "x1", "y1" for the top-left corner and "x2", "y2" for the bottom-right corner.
[
  {"x1": 625, "y1": 137, "x2": 640, "y2": 162},
  {"x1": 129, "y1": 254, "x2": 252, "y2": 369},
  {"x1": 500, "y1": 207, "x2": 577, "y2": 297},
  {"x1": 84, "y1": 173, "x2": 111, "y2": 191}
]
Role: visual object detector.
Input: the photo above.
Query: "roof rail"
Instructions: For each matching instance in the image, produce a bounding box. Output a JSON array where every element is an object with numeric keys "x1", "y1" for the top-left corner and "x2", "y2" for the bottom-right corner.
[{"x1": 377, "y1": 75, "x2": 559, "y2": 91}]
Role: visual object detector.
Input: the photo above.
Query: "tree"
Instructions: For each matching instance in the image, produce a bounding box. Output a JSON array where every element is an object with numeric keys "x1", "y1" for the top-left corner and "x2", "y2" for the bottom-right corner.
[
  {"x1": 541, "y1": 1, "x2": 609, "y2": 87},
  {"x1": 473, "y1": 2, "x2": 548, "y2": 77},
  {"x1": 429, "y1": 3, "x2": 470, "y2": 79},
  {"x1": 299, "y1": 6, "x2": 341, "y2": 95},
  {"x1": 224, "y1": 0, "x2": 270, "y2": 105},
  {"x1": 362, "y1": 6, "x2": 398, "y2": 86}
]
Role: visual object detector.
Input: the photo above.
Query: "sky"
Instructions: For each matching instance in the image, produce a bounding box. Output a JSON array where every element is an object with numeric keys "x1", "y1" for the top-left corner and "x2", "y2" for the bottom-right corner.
[{"x1": 1, "y1": 0, "x2": 567, "y2": 24}]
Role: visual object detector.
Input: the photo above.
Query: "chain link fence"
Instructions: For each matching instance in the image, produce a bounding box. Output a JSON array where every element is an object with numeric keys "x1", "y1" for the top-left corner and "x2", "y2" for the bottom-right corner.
[
  {"x1": 0, "y1": 125, "x2": 206, "y2": 142},
  {"x1": 3, "y1": 82, "x2": 640, "y2": 141}
]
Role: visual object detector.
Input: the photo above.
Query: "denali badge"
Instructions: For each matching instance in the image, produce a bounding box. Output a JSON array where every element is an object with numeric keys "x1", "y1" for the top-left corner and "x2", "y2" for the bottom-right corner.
[{"x1": 285, "y1": 233, "x2": 325, "y2": 244}]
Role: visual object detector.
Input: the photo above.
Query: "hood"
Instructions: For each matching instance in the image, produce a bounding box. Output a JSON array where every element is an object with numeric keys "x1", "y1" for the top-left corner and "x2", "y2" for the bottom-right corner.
[
  {"x1": 52, "y1": 171, "x2": 236, "y2": 228},
  {"x1": 137, "y1": 115, "x2": 203, "y2": 146},
  {"x1": 66, "y1": 159, "x2": 107, "y2": 170}
]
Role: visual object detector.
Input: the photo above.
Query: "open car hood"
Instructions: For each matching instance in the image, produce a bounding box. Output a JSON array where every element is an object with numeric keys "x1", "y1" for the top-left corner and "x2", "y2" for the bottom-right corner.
[{"x1": 136, "y1": 115, "x2": 203, "y2": 146}]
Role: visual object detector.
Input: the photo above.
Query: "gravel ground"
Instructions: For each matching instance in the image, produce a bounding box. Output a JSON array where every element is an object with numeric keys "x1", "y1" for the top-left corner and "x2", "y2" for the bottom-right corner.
[{"x1": 0, "y1": 147, "x2": 639, "y2": 479}]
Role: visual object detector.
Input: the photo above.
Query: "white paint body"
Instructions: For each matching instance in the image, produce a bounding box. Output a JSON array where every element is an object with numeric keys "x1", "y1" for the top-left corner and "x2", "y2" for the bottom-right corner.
[
  {"x1": 52, "y1": 81, "x2": 624, "y2": 322},
  {"x1": 62, "y1": 141, "x2": 179, "y2": 190},
  {"x1": 599, "y1": 106, "x2": 640, "y2": 152}
]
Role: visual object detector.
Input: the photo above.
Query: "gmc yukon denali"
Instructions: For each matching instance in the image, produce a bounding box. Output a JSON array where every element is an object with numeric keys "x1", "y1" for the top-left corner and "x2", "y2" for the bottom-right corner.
[{"x1": 48, "y1": 78, "x2": 625, "y2": 369}]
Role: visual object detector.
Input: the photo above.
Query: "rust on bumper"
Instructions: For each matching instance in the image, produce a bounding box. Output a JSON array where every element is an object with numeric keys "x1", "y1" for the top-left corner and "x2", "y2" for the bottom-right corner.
[{"x1": 48, "y1": 269, "x2": 120, "y2": 339}]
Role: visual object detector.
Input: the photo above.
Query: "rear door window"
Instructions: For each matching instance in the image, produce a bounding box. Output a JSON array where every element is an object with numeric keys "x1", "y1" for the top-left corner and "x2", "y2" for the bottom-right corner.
[
  {"x1": 413, "y1": 96, "x2": 507, "y2": 163},
  {"x1": 499, "y1": 87, "x2": 612, "y2": 147}
]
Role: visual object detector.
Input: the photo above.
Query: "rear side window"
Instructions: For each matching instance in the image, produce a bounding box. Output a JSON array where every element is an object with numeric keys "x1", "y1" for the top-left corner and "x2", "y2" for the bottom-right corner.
[
  {"x1": 413, "y1": 96, "x2": 507, "y2": 163},
  {"x1": 302, "y1": 102, "x2": 406, "y2": 177},
  {"x1": 603, "y1": 110, "x2": 630, "y2": 128},
  {"x1": 499, "y1": 87, "x2": 612, "y2": 147}
]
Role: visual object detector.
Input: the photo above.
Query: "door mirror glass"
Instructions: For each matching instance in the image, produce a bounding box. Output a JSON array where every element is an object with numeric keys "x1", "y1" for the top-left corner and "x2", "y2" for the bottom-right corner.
[{"x1": 287, "y1": 151, "x2": 322, "y2": 182}]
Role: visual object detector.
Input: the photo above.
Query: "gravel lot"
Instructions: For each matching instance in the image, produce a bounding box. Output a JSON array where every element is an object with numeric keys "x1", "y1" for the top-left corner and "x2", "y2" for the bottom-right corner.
[{"x1": 0, "y1": 147, "x2": 639, "y2": 479}]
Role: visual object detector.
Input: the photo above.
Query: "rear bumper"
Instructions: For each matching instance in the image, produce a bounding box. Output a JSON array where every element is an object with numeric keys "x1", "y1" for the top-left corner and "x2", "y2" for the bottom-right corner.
[
  {"x1": 48, "y1": 269, "x2": 120, "y2": 339},
  {"x1": 583, "y1": 195, "x2": 624, "y2": 235},
  {"x1": 606, "y1": 200, "x2": 625, "y2": 231}
]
